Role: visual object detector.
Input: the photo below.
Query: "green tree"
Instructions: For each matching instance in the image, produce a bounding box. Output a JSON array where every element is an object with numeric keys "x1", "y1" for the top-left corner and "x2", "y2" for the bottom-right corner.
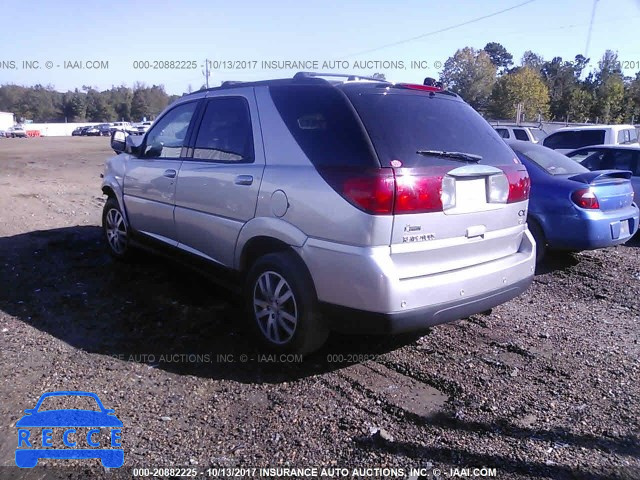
[
  {"x1": 86, "y1": 89, "x2": 116, "y2": 122},
  {"x1": 131, "y1": 83, "x2": 169, "y2": 121},
  {"x1": 62, "y1": 89, "x2": 87, "y2": 122},
  {"x1": 566, "y1": 87, "x2": 594, "y2": 123},
  {"x1": 440, "y1": 47, "x2": 496, "y2": 112},
  {"x1": 483, "y1": 42, "x2": 513, "y2": 75},
  {"x1": 521, "y1": 51, "x2": 544, "y2": 71},
  {"x1": 489, "y1": 67, "x2": 550, "y2": 121},
  {"x1": 587, "y1": 50, "x2": 625, "y2": 123}
]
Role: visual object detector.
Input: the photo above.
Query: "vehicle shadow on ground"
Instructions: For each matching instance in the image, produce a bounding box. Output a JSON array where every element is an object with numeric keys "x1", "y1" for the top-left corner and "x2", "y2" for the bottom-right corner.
[
  {"x1": 534, "y1": 251, "x2": 579, "y2": 276},
  {"x1": 622, "y1": 233, "x2": 640, "y2": 249},
  {"x1": 355, "y1": 412, "x2": 639, "y2": 479},
  {"x1": 0, "y1": 226, "x2": 423, "y2": 384}
]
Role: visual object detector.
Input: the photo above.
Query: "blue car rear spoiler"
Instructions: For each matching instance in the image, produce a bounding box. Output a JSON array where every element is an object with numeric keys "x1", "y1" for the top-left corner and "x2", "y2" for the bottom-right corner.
[{"x1": 569, "y1": 169, "x2": 632, "y2": 184}]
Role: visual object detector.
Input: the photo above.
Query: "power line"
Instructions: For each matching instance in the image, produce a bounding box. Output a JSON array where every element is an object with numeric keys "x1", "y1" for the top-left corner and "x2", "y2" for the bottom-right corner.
[
  {"x1": 339, "y1": 0, "x2": 538, "y2": 59},
  {"x1": 584, "y1": 0, "x2": 599, "y2": 58}
]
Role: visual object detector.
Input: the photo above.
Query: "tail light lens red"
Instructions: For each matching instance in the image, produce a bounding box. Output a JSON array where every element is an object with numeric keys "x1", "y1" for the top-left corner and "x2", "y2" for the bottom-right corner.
[
  {"x1": 342, "y1": 173, "x2": 395, "y2": 214},
  {"x1": 321, "y1": 164, "x2": 531, "y2": 215},
  {"x1": 394, "y1": 174, "x2": 445, "y2": 213},
  {"x1": 501, "y1": 166, "x2": 531, "y2": 203},
  {"x1": 572, "y1": 188, "x2": 600, "y2": 209}
]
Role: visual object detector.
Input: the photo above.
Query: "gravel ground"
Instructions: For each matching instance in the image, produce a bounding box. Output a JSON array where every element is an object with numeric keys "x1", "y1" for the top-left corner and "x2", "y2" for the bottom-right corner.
[{"x1": 0, "y1": 137, "x2": 638, "y2": 480}]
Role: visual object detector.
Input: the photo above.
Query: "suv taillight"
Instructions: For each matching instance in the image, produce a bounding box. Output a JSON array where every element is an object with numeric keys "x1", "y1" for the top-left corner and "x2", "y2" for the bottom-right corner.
[
  {"x1": 572, "y1": 188, "x2": 600, "y2": 209},
  {"x1": 322, "y1": 165, "x2": 530, "y2": 215},
  {"x1": 394, "y1": 172, "x2": 447, "y2": 213},
  {"x1": 501, "y1": 165, "x2": 531, "y2": 203},
  {"x1": 342, "y1": 172, "x2": 395, "y2": 214},
  {"x1": 321, "y1": 167, "x2": 451, "y2": 215}
]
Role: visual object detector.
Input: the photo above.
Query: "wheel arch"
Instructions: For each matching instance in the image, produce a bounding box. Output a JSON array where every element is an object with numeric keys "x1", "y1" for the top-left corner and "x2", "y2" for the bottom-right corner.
[{"x1": 234, "y1": 217, "x2": 308, "y2": 272}]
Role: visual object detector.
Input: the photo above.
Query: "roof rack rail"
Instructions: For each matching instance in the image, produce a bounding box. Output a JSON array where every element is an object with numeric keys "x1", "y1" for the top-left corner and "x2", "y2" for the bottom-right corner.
[
  {"x1": 220, "y1": 81, "x2": 243, "y2": 87},
  {"x1": 294, "y1": 72, "x2": 390, "y2": 83}
]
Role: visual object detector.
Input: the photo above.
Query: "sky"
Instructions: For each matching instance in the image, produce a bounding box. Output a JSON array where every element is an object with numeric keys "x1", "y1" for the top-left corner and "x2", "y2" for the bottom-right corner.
[{"x1": 1, "y1": 0, "x2": 640, "y2": 95}]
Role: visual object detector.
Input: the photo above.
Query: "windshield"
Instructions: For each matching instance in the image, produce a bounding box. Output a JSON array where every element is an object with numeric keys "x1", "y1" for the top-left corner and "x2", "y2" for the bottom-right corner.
[
  {"x1": 510, "y1": 142, "x2": 588, "y2": 175},
  {"x1": 346, "y1": 91, "x2": 516, "y2": 167},
  {"x1": 37, "y1": 395, "x2": 101, "y2": 412}
]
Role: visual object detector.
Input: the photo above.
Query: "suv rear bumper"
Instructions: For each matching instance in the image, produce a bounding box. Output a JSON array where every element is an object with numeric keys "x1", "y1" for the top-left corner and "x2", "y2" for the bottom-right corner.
[
  {"x1": 320, "y1": 276, "x2": 532, "y2": 334},
  {"x1": 299, "y1": 229, "x2": 536, "y2": 333}
]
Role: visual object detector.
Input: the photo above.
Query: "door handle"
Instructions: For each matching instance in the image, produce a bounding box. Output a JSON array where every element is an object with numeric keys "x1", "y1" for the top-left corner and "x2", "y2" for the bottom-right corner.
[
  {"x1": 163, "y1": 169, "x2": 177, "y2": 178},
  {"x1": 235, "y1": 175, "x2": 253, "y2": 186}
]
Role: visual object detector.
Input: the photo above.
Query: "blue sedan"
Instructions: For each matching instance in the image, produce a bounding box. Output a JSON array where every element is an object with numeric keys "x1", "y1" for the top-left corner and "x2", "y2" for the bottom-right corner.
[{"x1": 507, "y1": 140, "x2": 639, "y2": 262}]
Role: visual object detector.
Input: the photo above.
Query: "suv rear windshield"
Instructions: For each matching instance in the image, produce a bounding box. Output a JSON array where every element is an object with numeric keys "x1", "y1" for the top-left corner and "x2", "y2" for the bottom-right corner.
[
  {"x1": 543, "y1": 130, "x2": 606, "y2": 150},
  {"x1": 345, "y1": 91, "x2": 516, "y2": 167},
  {"x1": 269, "y1": 85, "x2": 377, "y2": 167}
]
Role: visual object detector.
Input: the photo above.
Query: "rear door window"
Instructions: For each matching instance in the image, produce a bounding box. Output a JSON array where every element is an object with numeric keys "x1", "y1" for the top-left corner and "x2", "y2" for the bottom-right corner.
[
  {"x1": 513, "y1": 129, "x2": 529, "y2": 141},
  {"x1": 269, "y1": 85, "x2": 376, "y2": 167},
  {"x1": 192, "y1": 97, "x2": 254, "y2": 163},
  {"x1": 346, "y1": 91, "x2": 515, "y2": 167}
]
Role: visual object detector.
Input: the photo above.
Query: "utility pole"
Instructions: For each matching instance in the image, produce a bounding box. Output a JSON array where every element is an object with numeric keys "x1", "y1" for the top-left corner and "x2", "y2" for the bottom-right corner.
[{"x1": 203, "y1": 59, "x2": 210, "y2": 89}]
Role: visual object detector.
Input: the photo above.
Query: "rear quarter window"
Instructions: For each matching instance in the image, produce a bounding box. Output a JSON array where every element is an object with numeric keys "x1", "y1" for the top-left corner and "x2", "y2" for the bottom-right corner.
[{"x1": 269, "y1": 85, "x2": 376, "y2": 167}]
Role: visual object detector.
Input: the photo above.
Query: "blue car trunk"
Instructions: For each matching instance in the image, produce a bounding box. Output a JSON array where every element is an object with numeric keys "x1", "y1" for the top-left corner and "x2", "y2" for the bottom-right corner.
[{"x1": 566, "y1": 170, "x2": 635, "y2": 212}]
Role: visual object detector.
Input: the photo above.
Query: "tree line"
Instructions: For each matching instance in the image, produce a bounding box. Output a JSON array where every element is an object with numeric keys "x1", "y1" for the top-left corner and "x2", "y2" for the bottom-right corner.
[
  {"x1": 0, "y1": 83, "x2": 181, "y2": 123},
  {"x1": 2, "y1": 44, "x2": 639, "y2": 125},
  {"x1": 440, "y1": 43, "x2": 640, "y2": 124}
]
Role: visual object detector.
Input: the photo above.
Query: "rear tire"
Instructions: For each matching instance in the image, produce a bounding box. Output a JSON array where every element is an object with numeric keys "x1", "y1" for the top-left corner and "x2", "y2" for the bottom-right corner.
[
  {"x1": 245, "y1": 251, "x2": 328, "y2": 354},
  {"x1": 528, "y1": 218, "x2": 546, "y2": 264}
]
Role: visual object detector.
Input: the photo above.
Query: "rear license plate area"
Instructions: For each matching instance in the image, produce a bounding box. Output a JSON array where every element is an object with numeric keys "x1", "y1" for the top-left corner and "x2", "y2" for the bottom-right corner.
[{"x1": 611, "y1": 219, "x2": 631, "y2": 239}]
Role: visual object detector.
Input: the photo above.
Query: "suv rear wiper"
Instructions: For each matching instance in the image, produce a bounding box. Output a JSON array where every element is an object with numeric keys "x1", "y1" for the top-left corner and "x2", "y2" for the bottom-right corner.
[{"x1": 416, "y1": 149, "x2": 482, "y2": 163}]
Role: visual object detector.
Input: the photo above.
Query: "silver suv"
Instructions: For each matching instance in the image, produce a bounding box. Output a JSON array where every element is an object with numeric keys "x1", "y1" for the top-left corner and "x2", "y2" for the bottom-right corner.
[{"x1": 101, "y1": 73, "x2": 536, "y2": 353}]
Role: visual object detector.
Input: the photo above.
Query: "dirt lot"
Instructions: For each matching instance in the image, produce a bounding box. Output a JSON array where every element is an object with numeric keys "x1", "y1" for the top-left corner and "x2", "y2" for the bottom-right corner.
[{"x1": 0, "y1": 137, "x2": 639, "y2": 480}]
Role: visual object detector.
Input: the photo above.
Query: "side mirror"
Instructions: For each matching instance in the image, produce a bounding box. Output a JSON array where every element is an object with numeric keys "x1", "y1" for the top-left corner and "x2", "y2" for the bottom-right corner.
[{"x1": 111, "y1": 130, "x2": 127, "y2": 153}]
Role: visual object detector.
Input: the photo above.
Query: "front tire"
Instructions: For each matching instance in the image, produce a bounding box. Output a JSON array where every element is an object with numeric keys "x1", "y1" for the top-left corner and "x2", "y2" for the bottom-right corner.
[
  {"x1": 245, "y1": 251, "x2": 328, "y2": 354},
  {"x1": 102, "y1": 197, "x2": 133, "y2": 260}
]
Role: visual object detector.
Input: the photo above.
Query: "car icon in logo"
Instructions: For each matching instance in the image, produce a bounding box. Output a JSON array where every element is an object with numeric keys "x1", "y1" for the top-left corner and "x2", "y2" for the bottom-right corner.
[{"x1": 15, "y1": 391, "x2": 123, "y2": 468}]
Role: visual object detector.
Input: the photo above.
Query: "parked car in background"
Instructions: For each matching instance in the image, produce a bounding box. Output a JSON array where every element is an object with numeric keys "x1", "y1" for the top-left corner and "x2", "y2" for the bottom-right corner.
[
  {"x1": 109, "y1": 122, "x2": 132, "y2": 134},
  {"x1": 542, "y1": 124, "x2": 639, "y2": 154},
  {"x1": 566, "y1": 145, "x2": 640, "y2": 205},
  {"x1": 101, "y1": 72, "x2": 535, "y2": 354},
  {"x1": 134, "y1": 121, "x2": 152, "y2": 135},
  {"x1": 508, "y1": 140, "x2": 638, "y2": 262},
  {"x1": 96, "y1": 123, "x2": 112, "y2": 136},
  {"x1": 84, "y1": 126, "x2": 101, "y2": 136},
  {"x1": 7, "y1": 126, "x2": 28, "y2": 138},
  {"x1": 71, "y1": 126, "x2": 87, "y2": 136},
  {"x1": 0, "y1": 130, "x2": 7, "y2": 138},
  {"x1": 494, "y1": 125, "x2": 546, "y2": 143}
]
